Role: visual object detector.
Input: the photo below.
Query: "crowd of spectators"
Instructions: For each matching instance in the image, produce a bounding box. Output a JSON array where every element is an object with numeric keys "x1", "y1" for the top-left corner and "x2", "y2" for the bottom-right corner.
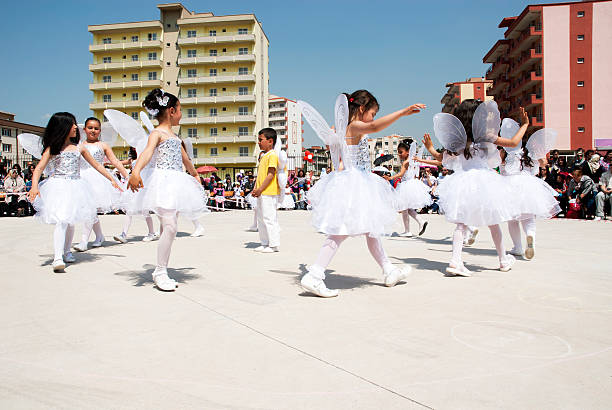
[{"x1": 0, "y1": 163, "x2": 36, "y2": 217}]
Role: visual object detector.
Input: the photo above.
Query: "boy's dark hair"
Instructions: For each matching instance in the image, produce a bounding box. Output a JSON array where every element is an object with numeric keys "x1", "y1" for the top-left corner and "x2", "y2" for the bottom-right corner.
[
  {"x1": 572, "y1": 166, "x2": 583, "y2": 173},
  {"x1": 42, "y1": 112, "x2": 79, "y2": 155},
  {"x1": 143, "y1": 88, "x2": 179, "y2": 120},
  {"x1": 258, "y1": 127, "x2": 277, "y2": 145}
]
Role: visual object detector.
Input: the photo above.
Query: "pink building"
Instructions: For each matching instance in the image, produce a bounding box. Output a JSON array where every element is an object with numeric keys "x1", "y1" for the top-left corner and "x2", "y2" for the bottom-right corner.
[{"x1": 483, "y1": 0, "x2": 612, "y2": 150}]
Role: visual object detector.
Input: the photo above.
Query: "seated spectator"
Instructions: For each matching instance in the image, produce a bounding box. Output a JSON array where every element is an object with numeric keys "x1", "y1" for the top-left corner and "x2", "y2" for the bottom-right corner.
[
  {"x1": 599, "y1": 150, "x2": 611, "y2": 172},
  {"x1": 572, "y1": 148, "x2": 585, "y2": 169},
  {"x1": 550, "y1": 173, "x2": 569, "y2": 216},
  {"x1": 3, "y1": 168, "x2": 28, "y2": 216},
  {"x1": 568, "y1": 167, "x2": 597, "y2": 219},
  {"x1": 557, "y1": 156, "x2": 568, "y2": 173},
  {"x1": 213, "y1": 181, "x2": 225, "y2": 209},
  {"x1": 595, "y1": 165, "x2": 612, "y2": 221},
  {"x1": 0, "y1": 164, "x2": 7, "y2": 182},
  {"x1": 582, "y1": 153, "x2": 604, "y2": 184},
  {"x1": 224, "y1": 174, "x2": 233, "y2": 191}
]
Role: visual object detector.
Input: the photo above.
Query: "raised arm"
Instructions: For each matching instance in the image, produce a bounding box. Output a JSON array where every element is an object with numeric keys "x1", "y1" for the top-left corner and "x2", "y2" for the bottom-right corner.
[
  {"x1": 495, "y1": 107, "x2": 529, "y2": 148},
  {"x1": 422, "y1": 134, "x2": 443, "y2": 161},
  {"x1": 81, "y1": 148, "x2": 122, "y2": 191},
  {"x1": 27, "y1": 148, "x2": 51, "y2": 202},
  {"x1": 101, "y1": 142, "x2": 129, "y2": 179},
  {"x1": 347, "y1": 104, "x2": 426, "y2": 137},
  {"x1": 416, "y1": 157, "x2": 442, "y2": 166}
]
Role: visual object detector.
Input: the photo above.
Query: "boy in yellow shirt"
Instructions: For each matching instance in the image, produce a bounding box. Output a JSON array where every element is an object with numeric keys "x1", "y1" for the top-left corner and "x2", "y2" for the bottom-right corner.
[{"x1": 252, "y1": 128, "x2": 280, "y2": 253}]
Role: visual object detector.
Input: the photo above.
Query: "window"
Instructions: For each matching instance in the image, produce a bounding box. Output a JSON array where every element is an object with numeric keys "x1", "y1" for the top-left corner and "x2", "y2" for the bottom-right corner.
[
  {"x1": 187, "y1": 88, "x2": 197, "y2": 98},
  {"x1": 209, "y1": 49, "x2": 217, "y2": 56},
  {"x1": 187, "y1": 69, "x2": 197, "y2": 78},
  {"x1": 209, "y1": 30, "x2": 217, "y2": 36},
  {"x1": 187, "y1": 30, "x2": 196, "y2": 38},
  {"x1": 238, "y1": 126, "x2": 249, "y2": 136},
  {"x1": 103, "y1": 94, "x2": 112, "y2": 102},
  {"x1": 210, "y1": 147, "x2": 218, "y2": 156},
  {"x1": 577, "y1": 58, "x2": 584, "y2": 64},
  {"x1": 238, "y1": 67, "x2": 248, "y2": 75},
  {"x1": 238, "y1": 86, "x2": 248, "y2": 95},
  {"x1": 210, "y1": 108, "x2": 218, "y2": 117},
  {"x1": 210, "y1": 127, "x2": 218, "y2": 136},
  {"x1": 577, "y1": 81, "x2": 584, "y2": 87},
  {"x1": 131, "y1": 73, "x2": 138, "y2": 81},
  {"x1": 1, "y1": 128, "x2": 11, "y2": 137},
  {"x1": 131, "y1": 92, "x2": 139, "y2": 101},
  {"x1": 102, "y1": 37, "x2": 111, "y2": 44},
  {"x1": 187, "y1": 49, "x2": 196, "y2": 58},
  {"x1": 187, "y1": 128, "x2": 197, "y2": 138},
  {"x1": 209, "y1": 68, "x2": 217, "y2": 76},
  {"x1": 577, "y1": 11, "x2": 585, "y2": 17},
  {"x1": 577, "y1": 127, "x2": 585, "y2": 133},
  {"x1": 131, "y1": 54, "x2": 139, "y2": 61},
  {"x1": 238, "y1": 28, "x2": 248, "y2": 35},
  {"x1": 148, "y1": 52, "x2": 157, "y2": 60},
  {"x1": 103, "y1": 56, "x2": 111, "y2": 63},
  {"x1": 2, "y1": 144, "x2": 11, "y2": 153},
  {"x1": 148, "y1": 33, "x2": 157, "y2": 41},
  {"x1": 239, "y1": 146, "x2": 249, "y2": 157},
  {"x1": 209, "y1": 88, "x2": 217, "y2": 96},
  {"x1": 102, "y1": 75, "x2": 111, "y2": 83},
  {"x1": 131, "y1": 35, "x2": 138, "y2": 42},
  {"x1": 187, "y1": 108, "x2": 197, "y2": 118},
  {"x1": 131, "y1": 112, "x2": 138, "y2": 120},
  {"x1": 577, "y1": 104, "x2": 585, "y2": 110},
  {"x1": 148, "y1": 72, "x2": 157, "y2": 80},
  {"x1": 238, "y1": 47, "x2": 248, "y2": 55},
  {"x1": 192, "y1": 148, "x2": 198, "y2": 158},
  {"x1": 238, "y1": 106, "x2": 248, "y2": 116},
  {"x1": 577, "y1": 34, "x2": 584, "y2": 40}
]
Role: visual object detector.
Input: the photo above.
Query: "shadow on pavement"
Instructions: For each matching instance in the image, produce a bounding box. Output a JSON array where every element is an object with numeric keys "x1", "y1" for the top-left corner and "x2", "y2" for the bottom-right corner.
[{"x1": 114, "y1": 264, "x2": 201, "y2": 287}]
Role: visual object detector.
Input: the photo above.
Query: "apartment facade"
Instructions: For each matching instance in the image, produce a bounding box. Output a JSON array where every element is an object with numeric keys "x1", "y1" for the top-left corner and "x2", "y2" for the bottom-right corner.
[
  {"x1": 88, "y1": 3, "x2": 269, "y2": 178},
  {"x1": 483, "y1": 0, "x2": 612, "y2": 150},
  {"x1": 0, "y1": 111, "x2": 44, "y2": 169},
  {"x1": 368, "y1": 134, "x2": 413, "y2": 172},
  {"x1": 441, "y1": 78, "x2": 493, "y2": 114},
  {"x1": 304, "y1": 146, "x2": 329, "y2": 176},
  {"x1": 268, "y1": 95, "x2": 303, "y2": 171}
]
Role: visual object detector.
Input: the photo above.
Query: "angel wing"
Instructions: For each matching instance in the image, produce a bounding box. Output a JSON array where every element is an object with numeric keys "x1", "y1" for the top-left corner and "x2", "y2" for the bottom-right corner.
[
  {"x1": 472, "y1": 100, "x2": 501, "y2": 143},
  {"x1": 406, "y1": 142, "x2": 418, "y2": 179},
  {"x1": 526, "y1": 128, "x2": 557, "y2": 161},
  {"x1": 298, "y1": 99, "x2": 344, "y2": 170},
  {"x1": 433, "y1": 113, "x2": 467, "y2": 153},
  {"x1": 183, "y1": 137, "x2": 194, "y2": 160},
  {"x1": 17, "y1": 133, "x2": 44, "y2": 159},
  {"x1": 100, "y1": 122, "x2": 118, "y2": 145},
  {"x1": 500, "y1": 118, "x2": 522, "y2": 153},
  {"x1": 104, "y1": 109, "x2": 149, "y2": 154},
  {"x1": 334, "y1": 94, "x2": 349, "y2": 143},
  {"x1": 140, "y1": 111, "x2": 155, "y2": 134}
]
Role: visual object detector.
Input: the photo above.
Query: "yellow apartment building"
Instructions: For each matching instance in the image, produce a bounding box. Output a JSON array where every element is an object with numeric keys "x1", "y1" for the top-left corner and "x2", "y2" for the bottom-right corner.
[{"x1": 88, "y1": 3, "x2": 269, "y2": 178}]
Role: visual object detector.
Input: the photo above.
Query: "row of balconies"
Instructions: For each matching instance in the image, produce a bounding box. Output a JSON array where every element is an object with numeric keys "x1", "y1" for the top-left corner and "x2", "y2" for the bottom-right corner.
[
  {"x1": 89, "y1": 59, "x2": 162, "y2": 72},
  {"x1": 89, "y1": 79, "x2": 163, "y2": 91},
  {"x1": 179, "y1": 93, "x2": 256, "y2": 104},
  {"x1": 177, "y1": 53, "x2": 255, "y2": 65},
  {"x1": 177, "y1": 74, "x2": 256, "y2": 85},
  {"x1": 187, "y1": 135, "x2": 255, "y2": 144},
  {"x1": 177, "y1": 33, "x2": 255, "y2": 46},
  {"x1": 508, "y1": 25, "x2": 542, "y2": 58},
  {"x1": 180, "y1": 114, "x2": 256, "y2": 125},
  {"x1": 509, "y1": 70, "x2": 543, "y2": 97},
  {"x1": 89, "y1": 39, "x2": 163, "y2": 52}
]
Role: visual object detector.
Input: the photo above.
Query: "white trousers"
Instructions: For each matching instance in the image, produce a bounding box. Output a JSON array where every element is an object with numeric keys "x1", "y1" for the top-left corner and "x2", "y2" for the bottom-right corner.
[{"x1": 257, "y1": 195, "x2": 280, "y2": 248}]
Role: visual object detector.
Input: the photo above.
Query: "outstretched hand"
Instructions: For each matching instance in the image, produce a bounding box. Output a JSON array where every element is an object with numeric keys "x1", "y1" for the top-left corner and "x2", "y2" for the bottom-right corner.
[
  {"x1": 519, "y1": 107, "x2": 529, "y2": 126},
  {"x1": 405, "y1": 104, "x2": 426, "y2": 115},
  {"x1": 422, "y1": 133, "x2": 434, "y2": 149}
]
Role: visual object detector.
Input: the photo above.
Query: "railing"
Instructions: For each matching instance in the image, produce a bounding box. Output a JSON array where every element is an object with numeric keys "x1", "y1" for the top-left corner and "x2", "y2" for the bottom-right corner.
[
  {"x1": 180, "y1": 71, "x2": 250, "y2": 78},
  {"x1": 181, "y1": 51, "x2": 252, "y2": 58},
  {"x1": 185, "y1": 112, "x2": 251, "y2": 118},
  {"x1": 182, "y1": 31, "x2": 249, "y2": 39},
  {"x1": 180, "y1": 92, "x2": 254, "y2": 98}
]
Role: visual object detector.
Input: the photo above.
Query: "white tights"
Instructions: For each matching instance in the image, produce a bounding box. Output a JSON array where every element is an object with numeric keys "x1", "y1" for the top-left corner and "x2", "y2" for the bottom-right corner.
[
  {"x1": 401, "y1": 209, "x2": 421, "y2": 233},
  {"x1": 309, "y1": 234, "x2": 393, "y2": 280},
  {"x1": 507, "y1": 217, "x2": 536, "y2": 251},
  {"x1": 122, "y1": 214, "x2": 155, "y2": 236},
  {"x1": 192, "y1": 218, "x2": 203, "y2": 231},
  {"x1": 54, "y1": 223, "x2": 75, "y2": 261},
  {"x1": 156, "y1": 208, "x2": 178, "y2": 269},
  {"x1": 451, "y1": 223, "x2": 507, "y2": 267},
  {"x1": 79, "y1": 216, "x2": 103, "y2": 246}
]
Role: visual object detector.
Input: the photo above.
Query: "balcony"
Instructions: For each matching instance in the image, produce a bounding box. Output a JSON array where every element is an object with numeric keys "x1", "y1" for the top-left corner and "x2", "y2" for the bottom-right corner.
[
  {"x1": 486, "y1": 58, "x2": 510, "y2": 80},
  {"x1": 180, "y1": 113, "x2": 256, "y2": 125},
  {"x1": 89, "y1": 59, "x2": 162, "y2": 72},
  {"x1": 89, "y1": 100, "x2": 142, "y2": 110},
  {"x1": 483, "y1": 39, "x2": 511, "y2": 63},
  {"x1": 178, "y1": 73, "x2": 255, "y2": 85},
  {"x1": 510, "y1": 47, "x2": 542, "y2": 77},
  {"x1": 180, "y1": 93, "x2": 256, "y2": 104},
  {"x1": 525, "y1": 93, "x2": 543, "y2": 109},
  {"x1": 89, "y1": 39, "x2": 162, "y2": 52},
  {"x1": 191, "y1": 135, "x2": 255, "y2": 144},
  {"x1": 177, "y1": 33, "x2": 255, "y2": 45},
  {"x1": 194, "y1": 154, "x2": 256, "y2": 166},
  {"x1": 531, "y1": 115, "x2": 544, "y2": 128},
  {"x1": 487, "y1": 78, "x2": 510, "y2": 97},
  {"x1": 178, "y1": 52, "x2": 255, "y2": 65},
  {"x1": 510, "y1": 70, "x2": 543, "y2": 96},
  {"x1": 268, "y1": 106, "x2": 287, "y2": 113},
  {"x1": 509, "y1": 26, "x2": 543, "y2": 57},
  {"x1": 89, "y1": 79, "x2": 163, "y2": 91}
]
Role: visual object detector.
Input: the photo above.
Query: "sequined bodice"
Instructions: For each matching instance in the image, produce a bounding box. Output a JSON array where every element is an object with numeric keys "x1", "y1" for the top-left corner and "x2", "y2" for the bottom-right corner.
[
  {"x1": 155, "y1": 137, "x2": 183, "y2": 171},
  {"x1": 85, "y1": 143, "x2": 105, "y2": 164},
  {"x1": 51, "y1": 151, "x2": 81, "y2": 179},
  {"x1": 346, "y1": 137, "x2": 371, "y2": 172}
]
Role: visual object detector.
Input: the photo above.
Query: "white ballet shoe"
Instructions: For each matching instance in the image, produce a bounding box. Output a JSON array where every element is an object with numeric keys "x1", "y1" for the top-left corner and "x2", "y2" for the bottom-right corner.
[
  {"x1": 73, "y1": 243, "x2": 88, "y2": 252},
  {"x1": 113, "y1": 233, "x2": 127, "y2": 243},
  {"x1": 63, "y1": 252, "x2": 76, "y2": 263},
  {"x1": 142, "y1": 233, "x2": 159, "y2": 242},
  {"x1": 300, "y1": 273, "x2": 338, "y2": 298},
  {"x1": 508, "y1": 247, "x2": 524, "y2": 257},
  {"x1": 398, "y1": 231, "x2": 413, "y2": 237},
  {"x1": 254, "y1": 245, "x2": 267, "y2": 252},
  {"x1": 384, "y1": 265, "x2": 411, "y2": 287},
  {"x1": 91, "y1": 237, "x2": 104, "y2": 247},
  {"x1": 52, "y1": 259, "x2": 65, "y2": 273},
  {"x1": 245, "y1": 226, "x2": 258, "y2": 232},
  {"x1": 467, "y1": 229, "x2": 479, "y2": 246},
  {"x1": 500, "y1": 254, "x2": 516, "y2": 272},
  {"x1": 524, "y1": 235, "x2": 535, "y2": 260},
  {"x1": 418, "y1": 221, "x2": 428, "y2": 236},
  {"x1": 445, "y1": 262, "x2": 472, "y2": 277},
  {"x1": 152, "y1": 268, "x2": 177, "y2": 291},
  {"x1": 191, "y1": 226, "x2": 205, "y2": 237},
  {"x1": 259, "y1": 246, "x2": 279, "y2": 254}
]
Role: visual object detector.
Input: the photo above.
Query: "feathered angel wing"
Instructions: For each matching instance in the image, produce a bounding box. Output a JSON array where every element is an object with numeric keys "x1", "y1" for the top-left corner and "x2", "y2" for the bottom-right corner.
[
  {"x1": 433, "y1": 113, "x2": 467, "y2": 153},
  {"x1": 298, "y1": 100, "x2": 343, "y2": 170},
  {"x1": 183, "y1": 137, "x2": 194, "y2": 160},
  {"x1": 104, "y1": 109, "x2": 149, "y2": 154},
  {"x1": 139, "y1": 111, "x2": 155, "y2": 134},
  {"x1": 526, "y1": 128, "x2": 557, "y2": 161},
  {"x1": 472, "y1": 100, "x2": 501, "y2": 143},
  {"x1": 500, "y1": 118, "x2": 522, "y2": 153},
  {"x1": 17, "y1": 133, "x2": 44, "y2": 159}
]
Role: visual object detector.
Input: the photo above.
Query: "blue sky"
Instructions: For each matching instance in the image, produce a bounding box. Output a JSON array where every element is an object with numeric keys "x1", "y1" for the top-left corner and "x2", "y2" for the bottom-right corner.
[{"x1": 0, "y1": 0, "x2": 564, "y2": 147}]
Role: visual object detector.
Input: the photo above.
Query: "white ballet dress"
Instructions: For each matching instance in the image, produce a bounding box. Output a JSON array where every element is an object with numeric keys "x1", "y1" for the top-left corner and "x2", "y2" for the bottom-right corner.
[
  {"x1": 306, "y1": 136, "x2": 398, "y2": 237},
  {"x1": 136, "y1": 135, "x2": 209, "y2": 218},
  {"x1": 500, "y1": 150, "x2": 561, "y2": 219},
  {"x1": 395, "y1": 169, "x2": 433, "y2": 211},
  {"x1": 436, "y1": 148, "x2": 520, "y2": 227},
  {"x1": 121, "y1": 156, "x2": 155, "y2": 216},
  {"x1": 278, "y1": 191, "x2": 295, "y2": 209},
  {"x1": 80, "y1": 143, "x2": 121, "y2": 213},
  {"x1": 33, "y1": 149, "x2": 98, "y2": 225}
]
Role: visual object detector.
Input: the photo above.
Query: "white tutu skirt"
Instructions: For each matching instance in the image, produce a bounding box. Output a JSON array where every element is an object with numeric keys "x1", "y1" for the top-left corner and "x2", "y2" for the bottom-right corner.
[
  {"x1": 505, "y1": 173, "x2": 561, "y2": 219},
  {"x1": 120, "y1": 166, "x2": 153, "y2": 216},
  {"x1": 307, "y1": 168, "x2": 398, "y2": 237},
  {"x1": 133, "y1": 168, "x2": 209, "y2": 219},
  {"x1": 33, "y1": 177, "x2": 98, "y2": 225},
  {"x1": 437, "y1": 168, "x2": 519, "y2": 227},
  {"x1": 80, "y1": 167, "x2": 122, "y2": 213},
  {"x1": 278, "y1": 193, "x2": 295, "y2": 209},
  {"x1": 395, "y1": 179, "x2": 433, "y2": 211}
]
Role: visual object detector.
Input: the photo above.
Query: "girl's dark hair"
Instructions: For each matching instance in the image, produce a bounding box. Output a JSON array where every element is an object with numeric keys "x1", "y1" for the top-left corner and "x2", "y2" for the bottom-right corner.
[
  {"x1": 128, "y1": 147, "x2": 137, "y2": 160},
  {"x1": 42, "y1": 112, "x2": 79, "y2": 155},
  {"x1": 142, "y1": 88, "x2": 179, "y2": 120},
  {"x1": 398, "y1": 138, "x2": 413, "y2": 152},
  {"x1": 297, "y1": 169, "x2": 305, "y2": 177},
  {"x1": 453, "y1": 99, "x2": 482, "y2": 159},
  {"x1": 520, "y1": 139, "x2": 534, "y2": 170},
  {"x1": 84, "y1": 117, "x2": 101, "y2": 127},
  {"x1": 343, "y1": 90, "x2": 379, "y2": 124}
]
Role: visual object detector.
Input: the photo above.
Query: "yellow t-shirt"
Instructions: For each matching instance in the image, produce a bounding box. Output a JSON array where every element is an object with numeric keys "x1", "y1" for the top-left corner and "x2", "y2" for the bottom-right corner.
[{"x1": 256, "y1": 150, "x2": 279, "y2": 196}]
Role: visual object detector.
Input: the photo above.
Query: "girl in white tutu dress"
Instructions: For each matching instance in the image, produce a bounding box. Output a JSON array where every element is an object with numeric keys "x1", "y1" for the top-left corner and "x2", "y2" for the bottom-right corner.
[
  {"x1": 73, "y1": 117, "x2": 129, "y2": 252},
  {"x1": 423, "y1": 100, "x2": 529, "y2": 276},
  {"x1": 499, "y1": 119, "x2": 560, "y2": 260},
  {"x1": 27, "y1": 112, "x2": 122, "y2": 272},
  {"x1": 387, "y1": 139, "x2": 432, "y2": 237},
  {"x1": 127, "y1": 89, "x2": 209, "y2": 291},
  {"x1": 298, "y1": 91, "x2": 425, "y2": 297}
]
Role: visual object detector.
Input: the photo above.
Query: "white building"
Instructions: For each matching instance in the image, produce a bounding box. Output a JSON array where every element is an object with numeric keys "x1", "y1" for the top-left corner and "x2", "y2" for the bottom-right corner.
[
  {"x1": 269, "y1": 95, "x2": 302, "y2": 171},
  {"x1": 368, "y1": 134, "x2": 413, "y2": 171}
]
